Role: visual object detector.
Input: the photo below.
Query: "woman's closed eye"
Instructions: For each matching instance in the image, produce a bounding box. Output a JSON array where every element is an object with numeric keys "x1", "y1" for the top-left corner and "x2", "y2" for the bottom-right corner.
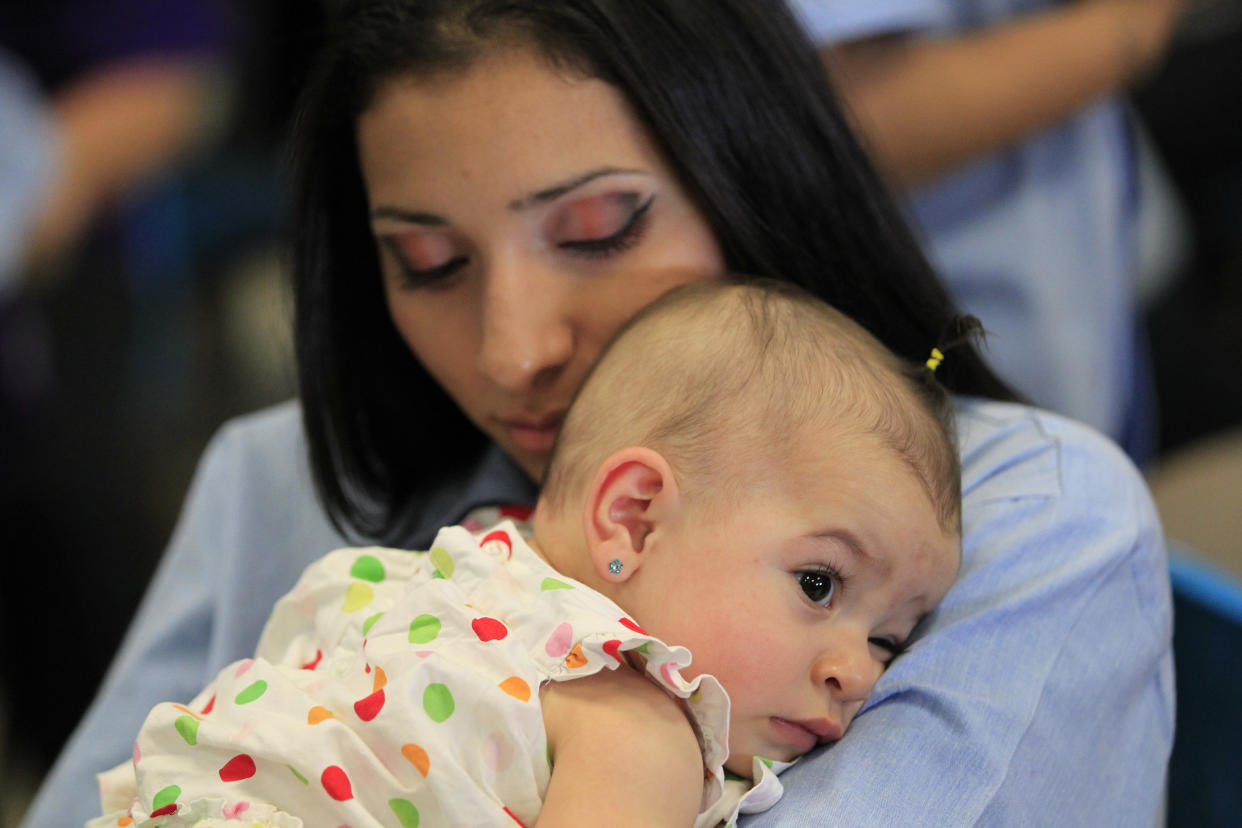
[
  {"x1": 383, "y1": 231, "x2": 467, "y2": 289},
  {"x1": 548, "y1": 192, "x2": 654, "y2": 258}
]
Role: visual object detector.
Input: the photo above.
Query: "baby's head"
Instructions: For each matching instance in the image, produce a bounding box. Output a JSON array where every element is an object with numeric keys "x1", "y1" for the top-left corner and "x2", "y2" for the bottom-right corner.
[{"x1": 533, "y1": 280, "x2": 962, "y2": 774}]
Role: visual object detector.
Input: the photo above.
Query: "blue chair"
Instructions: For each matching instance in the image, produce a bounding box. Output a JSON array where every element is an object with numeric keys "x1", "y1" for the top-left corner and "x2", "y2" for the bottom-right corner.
[{"x1": 1165, "y1": 545, "x2": 1242, "y2": 827}]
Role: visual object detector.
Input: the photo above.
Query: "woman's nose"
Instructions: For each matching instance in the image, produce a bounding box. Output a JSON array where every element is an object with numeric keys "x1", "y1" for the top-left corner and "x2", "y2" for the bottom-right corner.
[
  {"x1": 812, "y1": 639, "x2": 879, "y2": 703},
  {"x1": 476, "y1": 262, "x2": 574, "y2": 392}
]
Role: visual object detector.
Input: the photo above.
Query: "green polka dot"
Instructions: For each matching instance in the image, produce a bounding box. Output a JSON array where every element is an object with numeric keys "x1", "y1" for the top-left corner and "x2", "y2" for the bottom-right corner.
[
  {"x1": 288, "y1": 765, "x2": 308, "y2": 784},
  {"x1": 350, "y1": 554, "x2": 386, "y2": 582},
  {"x1": 429, "y1": 546, "x2": 454, "y2": 578},
  {"x1": 408, "y1": 614, "x2": 442, "y2": 644},
  {"x1": 724, "y1": 769, "x2": 748, "y2": 782},
  {"x1": 152, "y1": 784, "x2": 181, "y2": 809},
  {"x1": 388, "y1": 799, "x2": 420, "y2": 827},
  {"x1": 540, "y1": 577, "x2": 573, "y2": 591},
  {"x1": 235, "y1": 680, "x2": 268, "y2": 705},
  {"x1": 173, "y1": 715, "x2": 199, "y2": 746},
  {"x1": 362, "y1": 612, "x2": 385, "y2": 635},
  {"x1": 634, "y1": 642, "x2": 651, "y2": 655},
  {"x1": 432, "y1": 570, "x2": 445, "y2": 580},
  {"x1": 758, "y1": 756, "x2": 774, "y2": 769},
  {"x1": 423, "y1": 683, "x2": 455, "y2": 723}
]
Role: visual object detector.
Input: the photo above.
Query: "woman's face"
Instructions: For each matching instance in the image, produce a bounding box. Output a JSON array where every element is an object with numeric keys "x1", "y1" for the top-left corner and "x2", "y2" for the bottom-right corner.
[{"x1": 358, "y1": 49, "x2": 725, "y2": 481}]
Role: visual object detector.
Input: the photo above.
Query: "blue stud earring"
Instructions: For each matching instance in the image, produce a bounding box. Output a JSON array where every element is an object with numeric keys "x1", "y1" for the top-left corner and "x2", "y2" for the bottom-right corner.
[{"x1": 608, "y1": 559, "x2": 623, "y2": 574}]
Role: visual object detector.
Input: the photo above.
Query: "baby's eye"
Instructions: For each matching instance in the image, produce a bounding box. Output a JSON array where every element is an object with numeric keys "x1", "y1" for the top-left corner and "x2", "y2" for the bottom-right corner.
[
  {"x1": 869, "y1": 637, "x2": 908, "y2": 667},
  {"x1": 797, "y1": 570, "x2": 836, "y2": 606}
]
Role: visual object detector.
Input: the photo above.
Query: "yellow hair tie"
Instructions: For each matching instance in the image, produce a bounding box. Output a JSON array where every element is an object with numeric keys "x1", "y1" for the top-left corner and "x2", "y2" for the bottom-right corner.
[{"x1": 925, "y1": 347, "x2": 944, "y2": 372}]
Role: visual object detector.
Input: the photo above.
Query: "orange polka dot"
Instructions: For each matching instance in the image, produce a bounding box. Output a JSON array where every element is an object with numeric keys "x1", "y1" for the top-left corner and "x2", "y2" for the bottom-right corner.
[
  {"x1": 171, "y1": 704, "x2": 202, "y2": 721},
  {"x1": 373, "y1": 665, "x2": 388, "y2": 693},
  {"x1": 117, "y1": 818, "x2": 133, "y2": 827},
  {"x1": 564, "y1": 643, "x2": 588, "y2": 669},
  {"x1": 499, "y1": 676, "x2": 531, "y2": 702},
  {"x1": 402, "y1": 742, "x2": 430, "y2": 777},
  {"x1": 307, "y1": 706, "x2": 335, "y2": 725}
]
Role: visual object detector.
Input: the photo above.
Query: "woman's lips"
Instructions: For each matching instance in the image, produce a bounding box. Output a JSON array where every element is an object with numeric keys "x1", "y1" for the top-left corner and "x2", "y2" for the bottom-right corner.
[{"x1": 501, "y1": 412, "x2": 564, "y2": 453}]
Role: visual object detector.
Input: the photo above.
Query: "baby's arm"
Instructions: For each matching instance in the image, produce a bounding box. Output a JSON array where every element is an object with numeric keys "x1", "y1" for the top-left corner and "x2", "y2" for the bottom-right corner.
[{"x1": 539, "y1": 665, "x2": 703, "y2": 827}]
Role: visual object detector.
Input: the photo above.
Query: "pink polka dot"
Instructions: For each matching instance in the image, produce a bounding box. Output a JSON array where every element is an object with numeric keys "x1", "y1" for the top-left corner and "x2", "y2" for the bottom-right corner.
[
  {"x1": 660, "y1": 661, "x2": 686, "y2": 690},
  {"x1": 234, "y1": 659, "x2": 255, "y2": 678},
  {"x1": 483, "y1": 731, "x2": 515, "y2": 772},
  {"x1": 544, "y1": 623, "x2": 573, "y2": 658}
]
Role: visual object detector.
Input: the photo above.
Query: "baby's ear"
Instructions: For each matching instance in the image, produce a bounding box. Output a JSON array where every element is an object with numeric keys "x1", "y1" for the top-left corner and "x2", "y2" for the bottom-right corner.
[{"x1": 583, "y1": 447, "x2": 680, "y2": 582}]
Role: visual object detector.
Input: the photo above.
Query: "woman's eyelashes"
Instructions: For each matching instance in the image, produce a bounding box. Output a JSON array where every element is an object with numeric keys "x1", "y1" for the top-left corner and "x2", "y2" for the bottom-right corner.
[
  {"x1": 552, "y1": 193, "x2": 654, "y2": 258},
  {"x1": 383, "y1": 193, "x2": 656, "y2": 289},
  {"x1": 383, "y1": 233, "x2": 467, "y2": 289}
]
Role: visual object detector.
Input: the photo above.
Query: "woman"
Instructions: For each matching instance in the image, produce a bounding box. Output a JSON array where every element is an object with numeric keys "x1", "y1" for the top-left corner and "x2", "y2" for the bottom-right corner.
[{"x1": 24, "y1": 1, "x2": 1172, "y2": 826}]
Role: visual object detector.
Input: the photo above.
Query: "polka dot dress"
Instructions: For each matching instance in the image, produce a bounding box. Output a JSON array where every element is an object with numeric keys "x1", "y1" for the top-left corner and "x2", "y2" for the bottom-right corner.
[{"x1": 88, "y1": 519, "x2": 785, "y2": 828}]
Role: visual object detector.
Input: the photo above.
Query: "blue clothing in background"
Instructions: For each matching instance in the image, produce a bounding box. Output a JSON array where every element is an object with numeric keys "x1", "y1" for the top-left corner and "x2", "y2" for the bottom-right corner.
[
  {"x1": 0, "y1": 50, "x2": 57, "y2": 296},
  {"x1": 21, "y1": 398, "x2": 1173, "y2": 827},
  {"x1": 790, "y1": 0, "x2": 1145, "y2": 450}
]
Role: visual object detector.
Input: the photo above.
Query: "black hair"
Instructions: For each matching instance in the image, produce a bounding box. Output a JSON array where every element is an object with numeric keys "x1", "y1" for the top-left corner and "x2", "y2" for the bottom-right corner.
[{"x1": 287, "y1": 0, "x2": 1015, "y2": 542}]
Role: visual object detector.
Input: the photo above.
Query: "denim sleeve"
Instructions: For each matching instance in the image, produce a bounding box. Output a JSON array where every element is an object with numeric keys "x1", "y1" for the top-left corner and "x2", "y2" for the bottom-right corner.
[
  {"x1": 783, "y1": 0, "x2": 951, "y2": 44},
  {"x1": 19, "y1": 404, "x2": 344, "y2": 828},
  {"x1": 742, "y1": 401, "x2": 1174, "y2": 826},
  {"x1": 0, "y1": 49, "x2": 57, "y2": 296}
]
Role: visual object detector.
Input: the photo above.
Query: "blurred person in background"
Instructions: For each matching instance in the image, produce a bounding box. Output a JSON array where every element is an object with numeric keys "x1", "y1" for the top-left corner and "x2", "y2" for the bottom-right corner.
[
  {"x1": 789, "y1": 0, "x2": 1189, "y2": 465},
  {"x1": 0, "y1": 0, "x2": 236, "y2": 821}
]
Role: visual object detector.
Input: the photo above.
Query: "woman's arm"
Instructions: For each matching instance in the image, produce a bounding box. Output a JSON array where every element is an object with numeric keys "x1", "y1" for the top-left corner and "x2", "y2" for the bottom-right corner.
[
  {"x1": 818, "y1": 0, "x2": 1186, "y2": 187},
  {"x1": 743, "y1": 400, "x2": 1174, "y2": 824},
  {"x1": 540, "y1": 666, "x2": 704, "y2": 827}
]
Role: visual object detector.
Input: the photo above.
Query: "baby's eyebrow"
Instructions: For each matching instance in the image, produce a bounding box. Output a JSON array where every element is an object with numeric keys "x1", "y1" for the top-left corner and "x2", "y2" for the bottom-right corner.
[
  {"x1": 815, "y1": 528, "x2": 892, "y2": 578},
  {"x1": 507, "y1": 166, "x2": 642, "y2": 211}
]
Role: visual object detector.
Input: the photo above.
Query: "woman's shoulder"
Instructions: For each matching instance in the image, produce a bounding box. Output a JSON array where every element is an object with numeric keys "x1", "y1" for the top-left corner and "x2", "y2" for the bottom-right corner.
[
  {"x1": 955, "y1": 396, "x2": 1150, "y2": 509},
  {"x1": 952, "y1": 397, "x2": 1167, "y2": 622}
]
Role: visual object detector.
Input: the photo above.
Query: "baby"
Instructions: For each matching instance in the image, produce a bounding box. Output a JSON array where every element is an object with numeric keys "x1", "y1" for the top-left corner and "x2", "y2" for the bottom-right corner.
[{"x1": 91, "y1": 280, "x2": 962, "y2": 827}]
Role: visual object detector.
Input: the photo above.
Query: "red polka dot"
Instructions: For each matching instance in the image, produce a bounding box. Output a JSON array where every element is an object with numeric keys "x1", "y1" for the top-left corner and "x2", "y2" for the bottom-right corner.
[
  {"x1": 219, "y1": 753, "x2": 257, "y2": 782},
  {"x1": 321, "y1": 765, "x2": 354, "y2": 801},
  {"x1": 200, "y1": 694, "x2": 216, "y2": 715},
  {"x1": 472, "y1": 617, "x2": 509, "y2": 642},
  {"x1": 603, "y1": 639, "x2": 623, "y2": 663},
  {"x1": 354, "y1": 689, "x2": 386, "y2": 722},
  {"x1": 618, "y1": 617, "x2": 647, "y2": 635},
  {"x1": 499, "y1": 504, "x2": 533, "y2": 521},
  {"x1": 150, "y1": 804, "x2": 177, "y2": 818},
  {"x1": 301, "y1": 649, "x2": 323, "y2": 670},
  {"x1": 504, "y1": 805, "x2": 530, "y2": 827}
]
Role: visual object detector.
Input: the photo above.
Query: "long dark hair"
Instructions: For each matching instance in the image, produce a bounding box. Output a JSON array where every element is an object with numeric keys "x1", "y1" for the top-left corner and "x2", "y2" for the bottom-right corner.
[{"x1": 288, "y1": 0, "x2": 1014, "y2": 542}]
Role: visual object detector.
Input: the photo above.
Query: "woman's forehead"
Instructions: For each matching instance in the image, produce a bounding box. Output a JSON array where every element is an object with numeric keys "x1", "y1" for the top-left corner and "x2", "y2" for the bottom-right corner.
[{"x1": 358, "y1": 50, "x2": 665, "y2": 208}]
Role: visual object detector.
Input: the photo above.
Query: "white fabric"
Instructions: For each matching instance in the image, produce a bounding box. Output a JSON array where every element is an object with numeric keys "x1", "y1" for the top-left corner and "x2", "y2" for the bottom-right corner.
[{"x1": 87, "y1": 522, "x2": 785, "y2": 828}]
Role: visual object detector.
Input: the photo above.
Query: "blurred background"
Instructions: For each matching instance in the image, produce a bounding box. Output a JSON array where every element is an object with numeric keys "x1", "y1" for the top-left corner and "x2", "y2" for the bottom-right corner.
[{"x1": 1, "y1": 1, "x2": 1240, "y2": 825}]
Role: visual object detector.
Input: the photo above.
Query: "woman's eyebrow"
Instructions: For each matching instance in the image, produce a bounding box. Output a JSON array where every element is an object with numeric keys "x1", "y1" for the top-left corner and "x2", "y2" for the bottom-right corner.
[
  {"x1": 507, "y1": 166, "x2": 642, "y2": 211},
  {"x1": 370, "y1": 206, "x2": 447, "y2": 226}
]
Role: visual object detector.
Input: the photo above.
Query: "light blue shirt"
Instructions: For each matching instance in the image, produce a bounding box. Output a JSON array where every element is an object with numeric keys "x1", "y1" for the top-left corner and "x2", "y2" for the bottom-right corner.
[
  {"x1": 788, "y1": 0, "x2": 1141, "y2": 445},
  {"x1": 22, "y1": 398, "x2": 1172, "y2": 827},
  {"x1": 0, "y1": 48, "x2": 58, "y2": 297}
]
